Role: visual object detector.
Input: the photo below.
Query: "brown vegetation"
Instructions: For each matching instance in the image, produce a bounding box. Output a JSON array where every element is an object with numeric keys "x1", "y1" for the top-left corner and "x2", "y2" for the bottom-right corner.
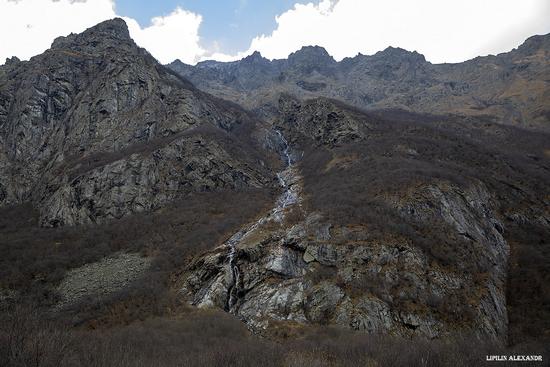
[
  {"x1": 507, "y1": 222, "x2": 550, "y2": 344},
  {"x1": 2, "y1": 305, "x2": 549, "y2": 367},
  {"x1": 0, "y1": 188, "x2": 275, "y2": 325},
  {"x1": 289, "y1": 102, "x2": 550, "y2": 342}
]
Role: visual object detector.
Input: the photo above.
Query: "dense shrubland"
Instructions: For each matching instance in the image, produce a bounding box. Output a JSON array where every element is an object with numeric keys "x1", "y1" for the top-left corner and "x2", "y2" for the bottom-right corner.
[
  {"x1": 2, "y1": 305, "x2": 548, "y2": 367},
  {"x1": 0, "y1": 188, "x2": 274, "y2": 325}
]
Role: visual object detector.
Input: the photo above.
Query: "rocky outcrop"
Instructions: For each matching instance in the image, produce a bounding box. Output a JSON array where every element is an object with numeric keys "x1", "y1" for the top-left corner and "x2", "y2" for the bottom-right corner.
[
  {"x1": 39, "y1": 132, "x2": 271, "y2": 226},
  {"x1": 392, "y1": 181, "x2": 509, "y2": 337},
  {"x1": 179, "y1": 108, "x2": 512, "y2": 339},
  {"x1": 181, "y1": 202, "x2": 508, "y2": 338},
  {"x1": 169, "y1": 34, "x2": 550, "y2": 131},
  {"x1": 278, "y1": 95, "x2": 366, "y2": 146}
]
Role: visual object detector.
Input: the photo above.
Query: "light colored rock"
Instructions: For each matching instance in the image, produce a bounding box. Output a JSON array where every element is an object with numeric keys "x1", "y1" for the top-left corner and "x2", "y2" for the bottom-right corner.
[
  {"x1": 303, "y1": 244, "x2": 338, "y2": 266},
  {"x1": 351, "y1": 297, "x2": 395, "y2": 333},
  {"x1": 304, "y1": 282, "x2": 344, "y2": 323},
  {"x1": 265, "y1": 244, "x2": 306, "y2": 277},
  {"x1": 303, "y1": 251, "x2": 315, "y2": 263},
  {"x1": 55, "y1": 252, "x2": 151, "y2": 310},
  {"x1": 238, "y1": 280, "x2": 308, "y2": 329}
]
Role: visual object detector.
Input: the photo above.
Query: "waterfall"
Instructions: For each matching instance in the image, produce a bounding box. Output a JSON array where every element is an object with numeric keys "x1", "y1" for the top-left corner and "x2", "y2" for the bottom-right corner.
[
  {"x1": 226, "y1": 232, "x2": 243, "y2": 311},
  {"x1": 225, "y1": 129, "x2": 296, "y2": 313},
  {"x1": 276, "y1": 129, "x2": 292, "y2": 167}
]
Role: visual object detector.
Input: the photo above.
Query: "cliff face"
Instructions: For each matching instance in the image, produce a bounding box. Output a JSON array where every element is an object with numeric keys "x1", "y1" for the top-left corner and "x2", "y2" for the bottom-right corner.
[
  {"x1": 169, "y1": 34, "x2": 550, "y2": 131},
  {"x1": 183, "y1": 192, "x2": 509, "y2": 339},
  {"x1": 0, "y1": 19, "x2": 276, "y2": 226}
]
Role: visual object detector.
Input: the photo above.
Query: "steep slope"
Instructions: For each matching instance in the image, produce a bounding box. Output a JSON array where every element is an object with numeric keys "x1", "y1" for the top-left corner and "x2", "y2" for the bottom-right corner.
[
  {"x1": 169, "y1": 34, "x2": 550, "y2": 131},
  {"x1": 181, "y1": 96, "x2": 550, "y2": 341},
  {"x1": 0, "y1": 18, "x2": 279, "y2": 226}
]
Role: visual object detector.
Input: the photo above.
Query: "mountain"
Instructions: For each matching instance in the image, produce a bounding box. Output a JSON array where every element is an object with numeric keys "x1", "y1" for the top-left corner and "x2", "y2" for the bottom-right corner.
[
  {"x1": 1, "y1": 18, "x2": 550, "y2": 366},
  {"x1": 0, "y1": 18, "x2": 280, "y2": 227},
  {"x1": 169, "y1": 35, "x2": 550, "y2": 131}
]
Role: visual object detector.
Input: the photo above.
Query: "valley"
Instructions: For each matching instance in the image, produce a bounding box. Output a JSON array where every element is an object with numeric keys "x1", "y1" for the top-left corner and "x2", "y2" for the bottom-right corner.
[{"x1": 0, "y1": 17, "x2": 549, "y2": 367}]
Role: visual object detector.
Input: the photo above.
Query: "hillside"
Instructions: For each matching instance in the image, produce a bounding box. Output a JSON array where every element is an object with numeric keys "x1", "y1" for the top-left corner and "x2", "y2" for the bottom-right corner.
[{"x1": 182, "y1": 95, "x2": 550, "y2": 342}]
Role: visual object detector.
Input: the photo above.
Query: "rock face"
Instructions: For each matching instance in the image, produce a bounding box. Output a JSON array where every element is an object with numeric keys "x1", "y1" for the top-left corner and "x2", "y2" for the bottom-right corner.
[
  {"x1": 179, "y1": 96, "x2": 549, "y2": 341},
  {"x1": 169, "y1": 34, "x2": 550, "y2": 131},
  {"x1": 40, "y1": 132, "x2": 271, "y2": 226},
  {"x1": 0, "y1": 18, "x2": 276, "y2": 225},
  {"x1": 182, "y1": 204, "x2": 507, "y2": 338},
  {"x1": 393, "y1": 181, "x2": 509, "y2": 337}
]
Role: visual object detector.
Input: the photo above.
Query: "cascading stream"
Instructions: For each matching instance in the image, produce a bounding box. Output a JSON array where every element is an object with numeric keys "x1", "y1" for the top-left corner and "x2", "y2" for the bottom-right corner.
[
  {"x1": 276, "y1": 130, "x2": 292, "y2": 168},
  {"x1": 225, "y1": 129, "x2": 295, "y2": 313}
]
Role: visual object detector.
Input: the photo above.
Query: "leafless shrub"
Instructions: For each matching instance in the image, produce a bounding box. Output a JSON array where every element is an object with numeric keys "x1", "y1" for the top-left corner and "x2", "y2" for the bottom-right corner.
[
  {"x1": 0, "y1": 305, "x2": 72, "y2": 367},
  {"x1": 0, "y1": 188, "x2": 274, "y2": 325},
  {"x1": 2, "y1": 305, "x2": 549, "y2": 367}
]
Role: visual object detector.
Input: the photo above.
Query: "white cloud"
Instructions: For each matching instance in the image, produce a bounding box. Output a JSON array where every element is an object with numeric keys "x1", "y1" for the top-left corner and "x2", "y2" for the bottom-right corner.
[
  {"x1": 0, "y1": 0, "x2": 116, "y2": 62},
  {"x1": 1, "y1": 0, "x2": 549, "y2": 66},
  {"x1": 123, "y1": 8, "x2": 205, "y2": 64},
  {"x1": 237, "y1": 0, "x2": 550, "y2": 64},
  {"x1": 0, "y1": 0, "x2": 206, "y2": 65}
]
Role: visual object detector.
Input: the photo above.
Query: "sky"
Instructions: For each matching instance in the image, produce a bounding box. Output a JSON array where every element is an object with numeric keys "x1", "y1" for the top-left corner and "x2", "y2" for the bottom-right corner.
[
  {"x1": 1, "y1": 0, "x2": 549, "y2": 66},
  {"x1": 115, "y1": 0, "x2": 308, "y2": 55}
]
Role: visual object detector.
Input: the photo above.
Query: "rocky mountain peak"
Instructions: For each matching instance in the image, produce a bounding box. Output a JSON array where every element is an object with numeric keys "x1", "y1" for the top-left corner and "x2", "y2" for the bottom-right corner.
[
  {"x1": 242, "y1": 51, "x2": 268, "y2": 64},
  {"x1": 85, "y1": 17, "x2": 130, "y2": 39},
  {"x1": 514, "y1": 32, "x2": 550, "y2": 56},
  {"x1": 286, "y1": 46, "x2": 336, "y2": 76},
  {"x1": 0, "y1": 15, "x2": 276, "y2": 226},
  {"x1": 373, "y1": 46, "x2": 427, "y2": 64},
  {"x1": 3, "y1": 56, "x2": 21, "y2": 67},
  {"x1": 169, "y1": 33, "x2": 549, "y2": 131},
  {"x1": 288, "y1": 46, "x2": 335, "y2": 65},
  {"x1": 51, "y1": 17, "x2": 132, "y2": 50}
]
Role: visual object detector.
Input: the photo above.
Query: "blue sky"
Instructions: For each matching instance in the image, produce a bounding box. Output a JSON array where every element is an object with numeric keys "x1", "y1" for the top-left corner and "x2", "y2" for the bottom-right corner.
[{"x1": 115, "y1": 0, "x2": 314, "y2": 54}]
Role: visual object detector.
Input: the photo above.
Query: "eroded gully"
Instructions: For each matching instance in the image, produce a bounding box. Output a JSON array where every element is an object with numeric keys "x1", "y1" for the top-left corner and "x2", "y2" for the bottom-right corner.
[{"x1": 225, "y1": 129, "x2": 299, "y2": 312}]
